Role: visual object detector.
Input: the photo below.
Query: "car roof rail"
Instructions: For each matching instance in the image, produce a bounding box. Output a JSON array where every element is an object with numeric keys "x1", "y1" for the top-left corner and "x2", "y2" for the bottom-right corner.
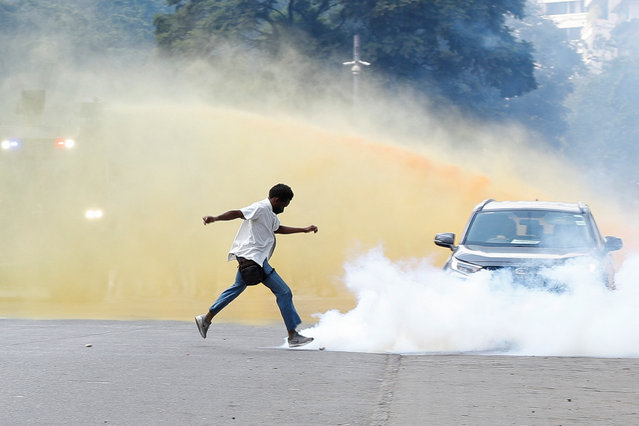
[
  {"x1": 577, "y1": 201, "x2": 590, "y2": 213},
  {"x1": 476, "y1": 198, "x2": 495, "y2": 212}
]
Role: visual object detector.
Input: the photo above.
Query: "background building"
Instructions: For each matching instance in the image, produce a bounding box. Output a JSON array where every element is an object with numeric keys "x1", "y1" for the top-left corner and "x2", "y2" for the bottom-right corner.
[{"x1": 535, "y1": 0, "x2": 639, "y2": 66}]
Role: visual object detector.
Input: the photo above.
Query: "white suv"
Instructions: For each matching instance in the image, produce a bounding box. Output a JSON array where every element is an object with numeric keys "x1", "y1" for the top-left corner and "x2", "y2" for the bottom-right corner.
[{"x1": 434, "y1": 200, "x2": 623, "y2": 290}]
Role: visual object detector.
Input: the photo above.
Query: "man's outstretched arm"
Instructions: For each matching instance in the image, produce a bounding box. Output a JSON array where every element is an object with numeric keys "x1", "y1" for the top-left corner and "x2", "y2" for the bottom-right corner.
[
  {"x1": 203, "y1": 210, "x2": 244, "y2": 225},
  {"x1": 275, "y1": 225, "x2": 318, "y2": 234}
]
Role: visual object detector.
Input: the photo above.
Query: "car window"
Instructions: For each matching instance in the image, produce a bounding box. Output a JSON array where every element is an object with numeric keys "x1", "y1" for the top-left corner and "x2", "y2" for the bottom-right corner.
[{"x1": 463, "y1": 210, "x2": 595, "y2": 248}]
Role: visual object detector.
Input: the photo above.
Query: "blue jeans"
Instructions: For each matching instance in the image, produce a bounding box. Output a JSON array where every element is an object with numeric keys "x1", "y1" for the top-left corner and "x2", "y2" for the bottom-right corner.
[{"x1": 209, "y1": 260, "x2": 302, "y2": 332}]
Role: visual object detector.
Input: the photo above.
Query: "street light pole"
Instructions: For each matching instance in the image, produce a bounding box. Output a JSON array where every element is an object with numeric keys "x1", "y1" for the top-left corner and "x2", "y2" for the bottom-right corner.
[{"x1": 342, "y1": 34, "x2": 370, "y2": 106}]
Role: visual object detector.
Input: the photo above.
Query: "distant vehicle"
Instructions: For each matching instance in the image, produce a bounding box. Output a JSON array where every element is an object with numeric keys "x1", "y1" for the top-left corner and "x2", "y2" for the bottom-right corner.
[
  {"x1": 1, "y1": 89, "x2": 112, "y2": 301},
  {"x1": 434, "y1": 199, "x2": 623, "y2": 290}
]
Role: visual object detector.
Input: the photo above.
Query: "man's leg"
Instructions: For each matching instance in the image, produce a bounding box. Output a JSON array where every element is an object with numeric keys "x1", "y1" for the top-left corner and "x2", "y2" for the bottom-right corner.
[
  {"x1": 261, "y1": 261, "x2": 313, "y2": 347},
  {"x1": 261, "y1": 261, "x2": 301, "y2": 332},
  {"x1": 208, "y1": 270, "x2": 247, "y2": 320},
  {"x1": 196, "y1": 270, "x2": 246, "y2": 338}
]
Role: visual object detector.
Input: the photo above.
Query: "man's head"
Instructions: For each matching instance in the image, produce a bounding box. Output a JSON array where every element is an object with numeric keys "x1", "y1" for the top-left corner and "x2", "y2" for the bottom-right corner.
[{"x1": 269, "y1": 183, "x2": 294, "y2": 214}]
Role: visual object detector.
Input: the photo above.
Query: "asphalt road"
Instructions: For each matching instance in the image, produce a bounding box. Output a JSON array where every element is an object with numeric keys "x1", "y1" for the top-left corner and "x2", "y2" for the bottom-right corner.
[{"x1": 2, "y1": 319, "x2": 639, "y2": 425}]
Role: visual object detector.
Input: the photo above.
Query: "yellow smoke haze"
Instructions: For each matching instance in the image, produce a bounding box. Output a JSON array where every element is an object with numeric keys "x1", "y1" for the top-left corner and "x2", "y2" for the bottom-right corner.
[{"x1": 3, "y1": 96, "x2": 638, "y2": 323}]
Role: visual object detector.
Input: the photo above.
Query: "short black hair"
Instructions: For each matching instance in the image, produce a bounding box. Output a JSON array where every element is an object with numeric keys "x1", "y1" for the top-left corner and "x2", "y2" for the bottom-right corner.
[{"x1": 269, "y1": 183, "x2": 294, "y2": 201}]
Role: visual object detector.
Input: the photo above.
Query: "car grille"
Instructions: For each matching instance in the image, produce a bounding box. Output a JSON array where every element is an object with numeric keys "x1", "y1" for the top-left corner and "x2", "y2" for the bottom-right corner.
[{"x1": 485, "y1": 265, "x2": 566, "y2": 292}]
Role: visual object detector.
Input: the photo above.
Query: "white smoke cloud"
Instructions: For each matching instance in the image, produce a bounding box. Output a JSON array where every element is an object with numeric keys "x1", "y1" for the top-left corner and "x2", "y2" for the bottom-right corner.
[{"x1": 298, "y1": 247, "x2": 639, "y2": 357}]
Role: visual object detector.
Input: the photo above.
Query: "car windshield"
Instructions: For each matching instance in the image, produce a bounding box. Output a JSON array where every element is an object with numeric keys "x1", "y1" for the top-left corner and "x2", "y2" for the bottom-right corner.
[{"x1": 463, "y1": 210, "x2": 595, "y2": 248}]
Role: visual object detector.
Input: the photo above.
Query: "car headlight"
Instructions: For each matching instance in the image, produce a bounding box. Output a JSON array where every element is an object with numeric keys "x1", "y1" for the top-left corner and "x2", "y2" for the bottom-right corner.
[
  {"x1": 449, "y1": 257, "x2": 483, "y2": 275},
  {"x1": 55, "y1": 138, "x2": 75, "y2": 149},
  {"x1": 1, "y1": 139, "x2": 20, "y2": 150},
  {"x1": 85, "y1": 209, "x2": 104, "y2": 220}
]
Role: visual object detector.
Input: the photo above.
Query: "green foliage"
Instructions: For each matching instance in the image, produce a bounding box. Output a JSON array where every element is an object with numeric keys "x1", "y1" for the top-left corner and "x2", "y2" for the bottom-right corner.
[
  {"x1": 564, "y1": 20, "x2": 639, "y2": 188},
  {"x1": 500, "y1": 6, "x2": 584, "y2": 145},
  {"x1": 0, "y1": 0, "x2": 589, "y2": 153},
  {"x1": 0, "y1": 0, "x2": 171, "y2": 116},
  {"x1": 154, "y1": 0, "x2": 537, "y2": 104},
  {"x1": 0, "y1": 0, "x2": 169, "y2": 67},
  {"x1": 338, "y1": 0, "x2": 536, "y2": 99},
  {"x1": 610, "y1": 19, "x2": 639, "y2": 57},
  {"x1": 155, "y1": 0, "x2": 342, "y2": 58}
]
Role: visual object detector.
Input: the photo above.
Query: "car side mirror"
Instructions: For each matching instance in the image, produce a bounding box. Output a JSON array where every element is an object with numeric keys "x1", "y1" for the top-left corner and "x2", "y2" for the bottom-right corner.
[
  {"x1": 434, "y1": 232, "x2": 456, "y2": 251},
  {"x1": 604, "y1": 236, "x2": 623, "y2": 252}
]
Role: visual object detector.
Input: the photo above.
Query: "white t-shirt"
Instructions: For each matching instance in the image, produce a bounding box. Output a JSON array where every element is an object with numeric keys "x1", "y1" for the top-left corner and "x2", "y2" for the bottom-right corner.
[{"x1": 227, "y1": 198, "x2": 280, "y2": 266}]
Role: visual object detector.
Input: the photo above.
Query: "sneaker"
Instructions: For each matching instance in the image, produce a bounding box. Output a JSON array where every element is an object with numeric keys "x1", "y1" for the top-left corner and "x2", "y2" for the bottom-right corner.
[
  {"x1": 194, "y1": 314, "x2": 210, "y2": 339},
  {"x1": 288, "y1": 332, "x2": 313, "y2": 348}
]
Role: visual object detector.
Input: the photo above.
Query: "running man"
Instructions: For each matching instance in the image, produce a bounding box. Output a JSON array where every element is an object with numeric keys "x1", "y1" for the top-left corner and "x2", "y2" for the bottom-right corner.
[{"x1": 195, "y1": 183, "x2": 318, "y2": 347}]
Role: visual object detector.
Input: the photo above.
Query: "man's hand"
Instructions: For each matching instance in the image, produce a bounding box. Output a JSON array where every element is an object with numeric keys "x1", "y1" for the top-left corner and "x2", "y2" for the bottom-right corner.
[
  {"x1": 305, "y1": 225, "x2": 318, "y2": 233},
  {"x1": 202, "y1": 210, "x2": 244, "y2": 226},
  {"x1": 275, "y1": 224, "x2": 318, "y2": 234}
]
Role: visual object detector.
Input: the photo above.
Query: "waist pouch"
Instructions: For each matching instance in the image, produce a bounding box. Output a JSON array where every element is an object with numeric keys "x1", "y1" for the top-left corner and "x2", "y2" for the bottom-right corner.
[{"x1": 237, "y1": 257, "x2": 265, "y2": 285}]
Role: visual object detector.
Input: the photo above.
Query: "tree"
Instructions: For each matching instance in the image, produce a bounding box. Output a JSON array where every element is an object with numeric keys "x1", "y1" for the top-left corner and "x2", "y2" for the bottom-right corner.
[
  {"x1": 500, "y1": 5, "x2": 585, "y2": 146},
  {"x1": 337, "y1": 0, "x2": 537, "y2": 101},
  {"x1": 154, "y1": 0, "x2": 538, "y2": 107},
  {"x1": 154, "y1": 0, "x2": 342, "y2": 58},
  {"x1": 0, "y1": 0, "x2": 171, "y2": 118},
  {"x1": 0, "y1": 0, "x2": 168, "y2": 69},
  {"x1": 563, "y1": 19, "x2": 639, "y2": 191}
]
